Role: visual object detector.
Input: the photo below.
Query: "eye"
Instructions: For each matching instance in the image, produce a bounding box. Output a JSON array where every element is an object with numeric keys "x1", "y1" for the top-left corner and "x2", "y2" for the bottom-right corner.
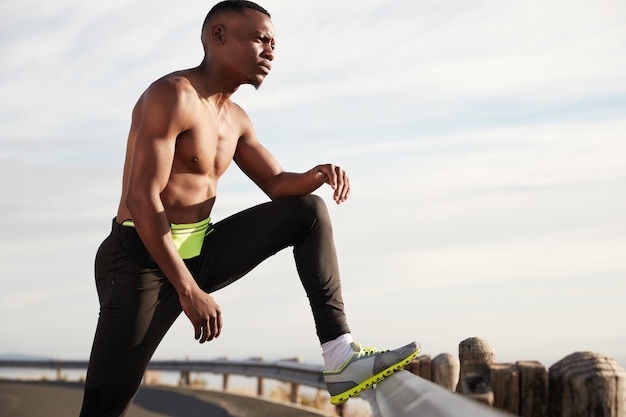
[{"x1": 257, "y1": 35, "x2": 275, "y2": 50}]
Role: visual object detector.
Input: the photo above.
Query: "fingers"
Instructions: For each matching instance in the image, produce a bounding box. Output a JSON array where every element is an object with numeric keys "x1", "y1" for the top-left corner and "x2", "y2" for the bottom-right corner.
[
  {"x1": 197, "y1": 320, "x2": 209, "y2": 344},
  {"x1": 207, "y1": 308, "x2": 222, "y2": 342},
  {"x1": 197, "y1": 308, "x2": 222, "y2": 344},
  {"x1": 181, "y1": 290, "x2": 222, "y2": 344},
  {"x1": 333, "y1": 167, "x2": 350, "y2": 204},
  {"x1": 320, "y1": 164, "x2": 350, "y2": 204},
  {"x1": 215, "y1": 310, "x2": 223, "y2": 338},
  {"x1": 194, "y1": 323, "x2": 202, "y2": 341}
]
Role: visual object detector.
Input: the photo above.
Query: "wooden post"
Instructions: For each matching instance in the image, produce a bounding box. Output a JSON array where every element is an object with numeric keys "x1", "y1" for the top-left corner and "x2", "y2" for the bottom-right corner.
[
  {"x1": 406, "y1": 354, "x2": 432, "y2": 380},
  {"x1": 456, "y1": 337, "x2": 496, "y2": 406},
  {"x1": 222, "y1": 373, "x2": 230, "y2": 391},
  {"x1": 490, "y1": 363, "x2": 519, "y2": 414},
  {"x1": 517, "y1": 360, "x2": 548, "y2": 417},
  {"x1": 290, "y1": 382, "x2": 300, "y2": 404},
  {"x1": 405, "y1": 357, "x2": 419, "y2": 377},
  {"x1": 421, "y1": 355, "x2": 433, "y2": 380},
  {"x1": 432, "y1": 353, "x2": 460, "y2": 391},
  {"x1": 549, "y1": 351, "x2": 626, "y2": 417},
  {"x1": 257, "y1": 376, "x2": 264, "y2": 397},
  {"x1": 179, "y1": 370, "x2": 191, "y2": 386}
]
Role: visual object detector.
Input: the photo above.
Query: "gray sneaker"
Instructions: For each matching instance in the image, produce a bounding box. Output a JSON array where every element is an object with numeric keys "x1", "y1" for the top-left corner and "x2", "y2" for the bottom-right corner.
[{"x1": 323, "y1": 341, "x2": 420, "y2": 405}]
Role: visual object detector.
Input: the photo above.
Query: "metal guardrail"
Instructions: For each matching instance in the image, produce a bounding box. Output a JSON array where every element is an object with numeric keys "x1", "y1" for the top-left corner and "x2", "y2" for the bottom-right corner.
[
  {"x1": 1, "y1": 358, "x2": 525, "y2": 417},
  {"x1": 0, "y1": 358, "x2": 326, "y2": 389},
  {"x1": 148, "y1": 359, "x2": 326, "y2": 389},
  {"x1": 374, "y1": 370, "x2": 512, "y2": 417}
]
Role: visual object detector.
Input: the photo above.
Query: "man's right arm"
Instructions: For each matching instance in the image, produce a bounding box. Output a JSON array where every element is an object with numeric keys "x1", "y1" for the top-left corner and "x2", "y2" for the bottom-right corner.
[
  {"x1": 124, "y1": 79, "x2": 222, "y2": 343},
  {"x1": 233, "y1": 109, "x2": 350, "y2": 204}
]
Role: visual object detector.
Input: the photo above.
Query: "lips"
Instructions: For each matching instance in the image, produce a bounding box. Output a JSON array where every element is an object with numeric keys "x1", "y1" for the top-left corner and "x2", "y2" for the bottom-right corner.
[{"x1": 258, "y1": 61, "x2": 272, "y2": 73}]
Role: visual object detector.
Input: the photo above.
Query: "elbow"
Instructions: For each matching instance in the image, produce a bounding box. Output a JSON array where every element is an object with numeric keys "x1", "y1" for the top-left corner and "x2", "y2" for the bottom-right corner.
[
  {"x1": 265, "y1": 186, "x2": 283, "y2": 201},
  {"x1": 261, "y1": 174, "x2": 285, "y2": 201},
  {"x1": 265, "y1": 178, "x2": 296, "y2": 201},
  {"x1": 265, "y1": 186, "x2": 306, "y2": 201}
]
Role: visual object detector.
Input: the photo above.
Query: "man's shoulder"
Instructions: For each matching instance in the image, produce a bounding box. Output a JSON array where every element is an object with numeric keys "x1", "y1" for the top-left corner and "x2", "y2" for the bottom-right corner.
[
  {"x1": 228, "y1": 101, "x2": 254, "y2": 130},
  {"x1": 138, "y1": 71, "x2": 200, "y2": 109},
  {"x1": 148, "y1": 71, "x2": 195, "y2": 94},
  {"x1": 229, "y1": 100, "x2": 246, "y2": 116}
]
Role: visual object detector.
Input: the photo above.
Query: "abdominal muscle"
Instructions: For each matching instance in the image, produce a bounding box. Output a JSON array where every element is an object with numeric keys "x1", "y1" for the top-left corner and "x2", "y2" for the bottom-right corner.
[
  {"x1": 116, "y1": 171, "x2": 221, "y2": 225},
  {"x1": 161, "y1": 173, "x2": 219, "y2": 223}
]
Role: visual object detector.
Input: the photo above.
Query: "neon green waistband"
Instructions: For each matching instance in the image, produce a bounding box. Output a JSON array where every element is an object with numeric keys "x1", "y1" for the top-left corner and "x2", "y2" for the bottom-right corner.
[{"x1": 122, "y1": 217, "x2": 213, "y2": 259}]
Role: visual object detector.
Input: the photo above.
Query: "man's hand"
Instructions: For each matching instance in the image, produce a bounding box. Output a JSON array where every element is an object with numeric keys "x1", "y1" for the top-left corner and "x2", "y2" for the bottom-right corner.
[
  {"x1": 179, "y1": 286, "x2": 222, "y2": 343},
  {"x1": 313, "y1": 164, "x2": 351, "y2": 204}
]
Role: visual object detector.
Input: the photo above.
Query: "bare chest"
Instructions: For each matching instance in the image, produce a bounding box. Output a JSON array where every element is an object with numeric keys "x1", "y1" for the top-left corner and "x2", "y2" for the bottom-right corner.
[{"x1": 172, "y1": 113, "x2": 241, "y2": 178}]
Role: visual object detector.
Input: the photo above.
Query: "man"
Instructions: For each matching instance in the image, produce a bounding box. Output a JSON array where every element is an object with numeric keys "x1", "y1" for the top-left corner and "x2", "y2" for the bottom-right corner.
[{"x1": 80, "y1": 1, "x2": 418, "y2": 415}]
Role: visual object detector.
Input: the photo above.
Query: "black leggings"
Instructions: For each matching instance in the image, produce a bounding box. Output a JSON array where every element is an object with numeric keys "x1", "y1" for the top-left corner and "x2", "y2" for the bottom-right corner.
[{"x1": 79, "y1": 195, "x2": 350, "y2": 417}]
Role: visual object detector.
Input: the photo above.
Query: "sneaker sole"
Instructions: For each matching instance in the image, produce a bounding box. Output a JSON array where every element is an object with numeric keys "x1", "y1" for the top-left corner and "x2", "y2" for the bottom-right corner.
[{"x1": 329, "y1": 348, "x2": 420, "y2": 405}]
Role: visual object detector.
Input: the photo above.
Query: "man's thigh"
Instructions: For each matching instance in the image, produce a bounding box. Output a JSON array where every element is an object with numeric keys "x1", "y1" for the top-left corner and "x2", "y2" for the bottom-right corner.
[
  {"x1": 84, "y1": 235, "x2": 182, "y2": 414},
  {"x1": 187, "y1": 195, "x2": 323, "y2": 293}
]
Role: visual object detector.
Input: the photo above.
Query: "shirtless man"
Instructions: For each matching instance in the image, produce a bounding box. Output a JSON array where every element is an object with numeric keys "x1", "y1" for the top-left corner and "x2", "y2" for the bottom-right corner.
[{"x1": 80, "y1": 2, "x2": 418, "y2": 416}]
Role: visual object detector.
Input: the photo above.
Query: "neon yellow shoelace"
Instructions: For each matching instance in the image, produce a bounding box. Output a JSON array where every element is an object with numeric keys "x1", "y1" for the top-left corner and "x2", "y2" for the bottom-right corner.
[{"x1": 352, "y1": 343, "x2": 389, "y2": 358}]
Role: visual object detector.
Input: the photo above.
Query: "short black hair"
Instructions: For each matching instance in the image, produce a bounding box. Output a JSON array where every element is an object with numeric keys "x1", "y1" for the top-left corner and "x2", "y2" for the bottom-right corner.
[{"x1": 202, "y1": 1, "x2": 271, "y2": 32}]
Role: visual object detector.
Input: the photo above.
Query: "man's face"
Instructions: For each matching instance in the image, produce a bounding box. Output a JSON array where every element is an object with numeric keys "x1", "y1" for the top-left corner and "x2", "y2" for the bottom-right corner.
[{"x1": 221, "y1": 9, "x2": 276, "y2": 89}]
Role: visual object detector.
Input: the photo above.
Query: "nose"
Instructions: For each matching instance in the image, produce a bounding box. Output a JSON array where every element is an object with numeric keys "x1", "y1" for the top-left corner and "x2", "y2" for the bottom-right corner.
[{"x1": 262, "y1": 44, "x2": 275, "y2": 61}]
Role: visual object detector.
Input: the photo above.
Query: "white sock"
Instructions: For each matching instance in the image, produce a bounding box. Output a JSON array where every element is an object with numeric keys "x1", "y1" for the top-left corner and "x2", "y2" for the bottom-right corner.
[{"x1": 321, "y1": 333, "x2": 356, "y2": 370}]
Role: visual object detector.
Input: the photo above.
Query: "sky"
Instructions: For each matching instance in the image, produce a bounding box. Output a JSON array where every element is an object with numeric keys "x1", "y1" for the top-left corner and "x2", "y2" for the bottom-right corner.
[{"x1": 1, "y1": 0, "x2": 625, "y2": 372}]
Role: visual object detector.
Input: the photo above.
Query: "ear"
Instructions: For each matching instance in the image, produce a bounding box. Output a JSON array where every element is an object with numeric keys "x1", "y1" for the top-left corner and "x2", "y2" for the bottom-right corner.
[{"x1": 211, "y1": 24, "x2": 226, "y2": 45}]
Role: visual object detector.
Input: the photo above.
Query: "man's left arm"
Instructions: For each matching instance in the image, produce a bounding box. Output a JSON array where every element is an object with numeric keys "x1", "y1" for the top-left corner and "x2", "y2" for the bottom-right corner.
[{"x1": 233, "y1": 118, "x2": 350, "y2": 204}]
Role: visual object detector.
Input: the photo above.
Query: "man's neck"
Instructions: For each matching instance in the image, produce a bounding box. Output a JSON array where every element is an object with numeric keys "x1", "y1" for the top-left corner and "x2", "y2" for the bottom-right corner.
[{"x1": 191, "y1": 59, "x2": 242, "y2": 101}]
